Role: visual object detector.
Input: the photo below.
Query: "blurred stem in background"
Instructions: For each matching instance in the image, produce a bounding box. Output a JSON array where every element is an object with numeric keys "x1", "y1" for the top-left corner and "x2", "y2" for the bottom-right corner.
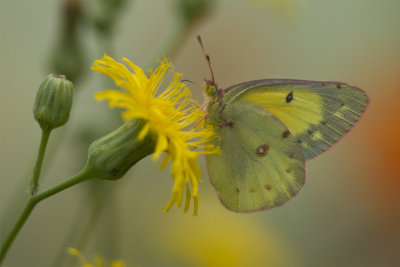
[
  {"x1": 90, "y1": 0, "x2": 128, "y2": 39},
  {"x1": 50, "y1": 0, "x2": 86, "y2": 84},
  {"x1": 149, "y1": 0, "x2": 215, "y2": 68},
  {"x1": 53, "y1": 181, "x2": 113, "y2": 267}
]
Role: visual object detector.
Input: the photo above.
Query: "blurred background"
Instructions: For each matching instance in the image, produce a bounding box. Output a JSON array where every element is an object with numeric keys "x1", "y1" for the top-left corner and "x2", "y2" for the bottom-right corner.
[{"x1": 1, "y1": 0, "x2": 399, "y2": 266}]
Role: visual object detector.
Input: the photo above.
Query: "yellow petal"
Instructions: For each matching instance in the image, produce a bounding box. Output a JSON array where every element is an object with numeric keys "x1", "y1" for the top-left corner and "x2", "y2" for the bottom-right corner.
[
  {"x1": 152, "y1": 134, "x2": 168, "y2": 161},
  {"x1": 183, "y1": 185, "x2": 191, "y2": 213},
  {"x1": 137, "y1": 123, "x2": 150, "y2": 141}
]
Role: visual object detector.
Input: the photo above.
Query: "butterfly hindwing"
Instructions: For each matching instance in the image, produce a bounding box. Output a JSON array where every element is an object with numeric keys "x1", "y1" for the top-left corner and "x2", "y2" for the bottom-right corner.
[
  {"x1": 206, "y1": 101, "x2": 305, "y2": 212},
  {"x1": 224, "y1": 80, "x2": 368, "y2": 160}
]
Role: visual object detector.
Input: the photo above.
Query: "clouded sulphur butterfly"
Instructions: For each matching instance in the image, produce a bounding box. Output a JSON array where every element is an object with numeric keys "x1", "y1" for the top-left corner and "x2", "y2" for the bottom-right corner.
[{"x1": 198, "y1": 36, "x2": 369, "y2": 212}]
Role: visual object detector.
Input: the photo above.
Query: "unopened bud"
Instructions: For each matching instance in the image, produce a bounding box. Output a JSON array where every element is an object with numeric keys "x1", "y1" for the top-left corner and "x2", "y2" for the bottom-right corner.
[
  {"x1": 85, "y1": 119, "x2": 156, "y2": 180},
  {"x1": 33, "y1": 74, "x2": 74, "y2": 130}
]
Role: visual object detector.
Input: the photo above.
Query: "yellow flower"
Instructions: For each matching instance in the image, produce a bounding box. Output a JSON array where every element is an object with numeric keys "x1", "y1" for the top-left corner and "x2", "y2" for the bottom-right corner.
[
  {"x1": 92, "y1": 55, "x2": 218, "y2": 215},
  {"x1": 68, "y1": 248, "x2": 125, "y2": 267}
]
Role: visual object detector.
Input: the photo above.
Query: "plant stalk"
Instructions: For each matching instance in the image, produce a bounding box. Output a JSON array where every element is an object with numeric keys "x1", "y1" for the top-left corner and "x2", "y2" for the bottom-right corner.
[
  {"x1": 0, "y1": 167, "x2": 93, "y2": 263},
  {"x1": 30, "y1": 128, "x2": 51, "y2": 195}
]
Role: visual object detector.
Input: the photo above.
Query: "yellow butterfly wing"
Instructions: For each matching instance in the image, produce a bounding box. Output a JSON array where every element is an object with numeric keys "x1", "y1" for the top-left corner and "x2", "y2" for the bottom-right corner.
[
  {"x1": 205, "y1": 101, "x2": 305, "y2": 212},
  {"x1": 224, "y1": 80, "x2": 368, "y2": 160}
]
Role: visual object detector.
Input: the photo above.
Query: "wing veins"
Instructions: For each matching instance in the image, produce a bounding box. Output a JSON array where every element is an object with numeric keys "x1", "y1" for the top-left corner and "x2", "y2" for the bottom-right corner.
[
  {"x1": 266, "y1": 105, "x2": 347, "y2": 135},
  {"x1": 267, "y1": 101, "x2": 358, "y2": 126},
  {"x1": 281, "y1": 89, "x2": 367, "y2": 107}
]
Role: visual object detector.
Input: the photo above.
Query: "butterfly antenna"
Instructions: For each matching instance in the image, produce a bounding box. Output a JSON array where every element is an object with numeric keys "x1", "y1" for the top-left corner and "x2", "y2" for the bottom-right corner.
[
  {"x1": 181, "y1": 79, "x2": 203, "y2": 89},
  {"x1": 197, "y1": 35, "x2": 215, "y2": 85}
]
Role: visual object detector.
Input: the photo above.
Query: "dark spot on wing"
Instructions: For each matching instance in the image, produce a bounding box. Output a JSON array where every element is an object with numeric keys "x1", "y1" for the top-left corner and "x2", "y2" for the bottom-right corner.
[
  {"x1": 256, "y1": 144, "x2": 270, "y2": 157},
  {"x1": 286, "y1": 91, "x2": 293, "y2": 103},
  {"x1": 264, "y1": 184, "x2": 272, "y2": 191},
  {"x1": 282, "y1": 130, "x2": 290, "y2": 138},
  {"x1": 336, "y1": 83, "x2": 342, "y2": 89}
]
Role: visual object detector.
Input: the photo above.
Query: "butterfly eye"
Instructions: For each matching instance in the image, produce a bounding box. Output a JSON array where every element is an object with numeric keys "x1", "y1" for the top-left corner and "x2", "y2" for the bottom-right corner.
[{"x1": 207, "y1": 85, "x2": 217, "y2": 96}]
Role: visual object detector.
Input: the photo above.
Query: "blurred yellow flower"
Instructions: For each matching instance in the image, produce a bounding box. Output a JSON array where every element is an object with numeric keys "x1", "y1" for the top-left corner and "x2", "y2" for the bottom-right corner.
[
  {"x1": 68, "y1": 248, "x2": 125, "y2": 267},
  {"x1": 92, "y1": 55, "x2": 218, "y2": 215},
  {"x1": 159, "y1": 203, "x2": 299, "y2": 267}
]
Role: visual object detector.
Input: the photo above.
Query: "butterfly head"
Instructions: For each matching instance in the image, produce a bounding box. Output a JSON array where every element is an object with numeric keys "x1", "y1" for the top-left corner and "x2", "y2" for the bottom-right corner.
[
  {"x1": 204, "y1": 78, "x2": 225, "y2": 101},
  {"x1": 204, "y1": 81, "x2": 223, "y2": 100},
  {"x1": 206, "y1": 84, "x2": 217, "y2": 97}
]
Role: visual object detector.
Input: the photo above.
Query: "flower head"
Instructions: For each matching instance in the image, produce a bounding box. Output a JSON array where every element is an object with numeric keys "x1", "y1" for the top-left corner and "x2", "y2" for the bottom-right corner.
[{"x1": 92, "y1": 54, "x2": 218, "y2": 215}]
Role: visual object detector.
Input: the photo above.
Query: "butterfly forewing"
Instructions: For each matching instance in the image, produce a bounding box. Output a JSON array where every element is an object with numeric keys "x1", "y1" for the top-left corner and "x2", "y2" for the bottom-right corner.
[
  {"x1": 224, "y1": 80, "x2": 368, "y2": 160},
  {"x1": 206, "y1": 101, "x2": 305, "y2": 212}
]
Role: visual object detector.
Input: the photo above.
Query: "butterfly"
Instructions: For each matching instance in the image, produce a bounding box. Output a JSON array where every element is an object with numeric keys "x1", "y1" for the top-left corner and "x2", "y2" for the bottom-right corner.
[{"x1": 198, "y1": 36, "x2": 369, "y2": 212}]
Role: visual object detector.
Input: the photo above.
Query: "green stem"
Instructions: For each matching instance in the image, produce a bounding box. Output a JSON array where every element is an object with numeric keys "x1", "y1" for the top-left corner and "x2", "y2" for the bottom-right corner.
[
  {"x1": 30, "y1": 128, "x2": 51, "y2": 195},
  {"x1": 0, "y1": 167, "x2": 93, "y2": 263}
]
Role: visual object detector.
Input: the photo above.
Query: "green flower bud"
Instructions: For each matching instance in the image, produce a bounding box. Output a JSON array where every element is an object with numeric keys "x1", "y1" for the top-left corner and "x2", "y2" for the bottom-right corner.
[
  {"x1": 33, "y1": 74, "x2": 74, "y2": 130},
  {"x1": 33, "y1": 74, "x2": 74, "y2": 131},
  {"x1": 85, "y1": 119, "x2": 156, "y2": 180}
]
